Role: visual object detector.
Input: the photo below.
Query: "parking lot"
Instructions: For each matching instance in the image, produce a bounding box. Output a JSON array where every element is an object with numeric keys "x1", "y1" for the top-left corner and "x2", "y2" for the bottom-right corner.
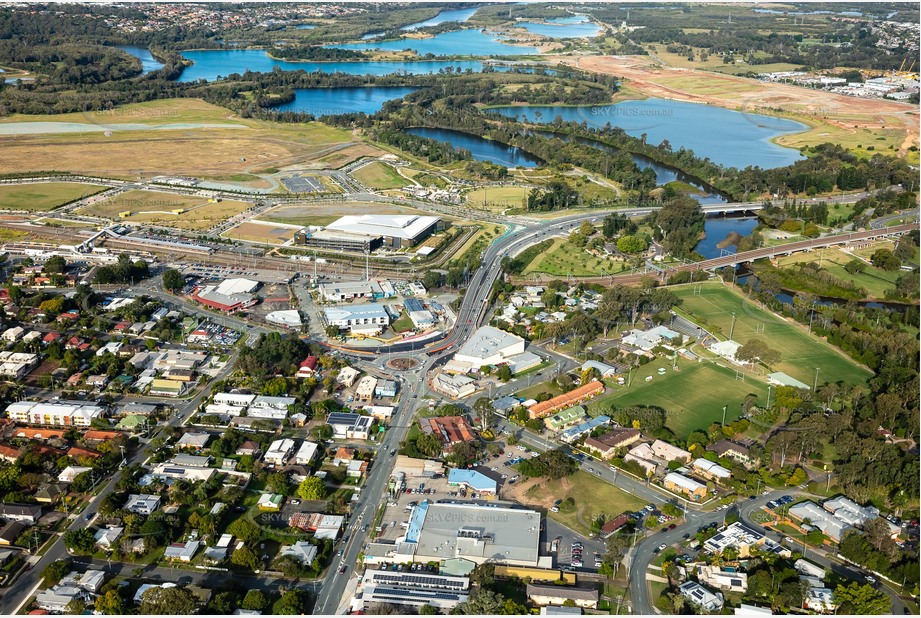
[
  {"x1": 374, "y1": 474, "x2": 457, "y2": 543},
  {"x1": 280, "y1": 174, "x2": 324, "y2": 193}
]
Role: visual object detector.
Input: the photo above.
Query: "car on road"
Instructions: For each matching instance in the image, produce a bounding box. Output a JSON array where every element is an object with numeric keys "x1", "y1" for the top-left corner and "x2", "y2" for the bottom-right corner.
[
  {"x1": 290, "y1": 500, "x2": 301, "y2": 505},
  {"x1": 609, "y1": 465, "x2": 617, "y2": 472},
  {"x1": 749, "y1": 495, "x2": 757, "y2": 500},
  {"x1": 390, "y1": 449, "x2": 396, "y2": 457},
  {"x1": 336, "y1": 549, "x2": 343, "y2": 556},
  {"x1": 657, "y1": 543, "x2": 668, "y2": 552},
  {"x1": 84, "y1": 513, "x2": 93, "y2": 521},
  {"x1": 682, "y1": 533, "x2": 690, "y2": 539},
  {"x1": 668, "y1": 524, "x2": 677, "y2": 530},
  {"x1": 865, "y1": 575, "x2": 876, "y2": 584},
  {"x1": 362, "y1": 524, "x2": 369, "y2": 532},
  {"x1": 338, "y1": 565, "x2": 347, "y2": 574},
  {"x1": 550, "y1": 506, "x2": 559, "y2": 513}
]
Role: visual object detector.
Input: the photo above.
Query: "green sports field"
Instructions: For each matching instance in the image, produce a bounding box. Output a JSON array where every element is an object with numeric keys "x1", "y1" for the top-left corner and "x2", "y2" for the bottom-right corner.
[
  {"x1": 586, "y1": 357, "x2": 768, "y2": 438},
  {"x1": 351, "y1": 161, "x2": 408, "y2": 190},
  {"x1": 671, "y1": 282, "x2": 873, "y2": 386},
  {"x1": 0, "y1": 182, "x2": 107, "y2": 211}
]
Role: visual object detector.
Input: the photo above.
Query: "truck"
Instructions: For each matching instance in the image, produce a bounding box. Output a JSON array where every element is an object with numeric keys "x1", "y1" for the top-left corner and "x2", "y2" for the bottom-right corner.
[
  {"x1": 550, "y1": 536, "x2": 562, "y2": 552},
  {"x1": 794, "y1": 559, "x2": 827, "y2": 579}
]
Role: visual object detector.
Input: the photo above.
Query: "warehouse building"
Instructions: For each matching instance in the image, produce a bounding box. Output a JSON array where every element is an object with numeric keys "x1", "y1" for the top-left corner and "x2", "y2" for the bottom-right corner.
[
  {"x1": 326, "y1": 214, "x2": 441, "y2": 248},
  {"x1": 318, "y1": 281, "x2": 384, "y2": 302},
  {"x1": 324, "y1": 304, "x2": 391, "y2": 335},
  {"x1": 404, "y1": 298, "x2": 435, "y2": 328},
  {"x1": 397, "y1": 502, "x2": 543, "y2": 567},
  {"x1": 356, "y1": 568, "x2": 469, "y2": 612}
]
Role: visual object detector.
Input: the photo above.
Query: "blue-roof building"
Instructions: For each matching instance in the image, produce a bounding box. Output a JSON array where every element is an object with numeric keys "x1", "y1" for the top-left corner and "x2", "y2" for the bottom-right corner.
[
  {"x1": 447, "y1": 468, "x2": 498, "y2": 494},
  {"x1": 560, "y1": 415, "x2": 611, "y2": 444}
]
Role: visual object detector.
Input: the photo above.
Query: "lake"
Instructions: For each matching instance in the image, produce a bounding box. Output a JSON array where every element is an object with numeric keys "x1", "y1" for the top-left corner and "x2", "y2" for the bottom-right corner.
[
  {"x1": 517, "y1": 15, "x2": 602, "y2": 38},
  {"x1": 491, "y1": 99, "x2": 807, "y2": 169},
  {"x1": 296, "y1": 24, "x2": 315, "y2": 30},
  {"x1": 402, "y1": 6, "x2": 480, "y2": 30},
  {"x1": 177, "y1": 49, "x2": 485, "y2": 82},
  {"x1": 273, "y1": 87, "x2": 417, "y2": 115},
  {"x1": 694, "y1": 216, "x2": 759, "y2": 259},
  {"x1": 330, "y1": 29, "x2": 541, "y2": 56},
  {"x1": 405, "y1": 127, "x2": 540, "y2": 168},
  {"x1": 118, "y1": 45, "x2": 165, "y2": 74}
]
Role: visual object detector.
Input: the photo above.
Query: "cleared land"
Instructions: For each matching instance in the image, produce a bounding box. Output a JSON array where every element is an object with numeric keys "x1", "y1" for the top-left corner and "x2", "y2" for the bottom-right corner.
[
  {"x1": 225, "y1": 221, "x2": 298, "y2": 244},
  {"x1": 0, "y1": 99, "x2": 359, "y2": 179},
  {"x1": 82, "y1": 190, "x2": 250, "y2": 230},
  {"x1": 466, "y1": 186, "x2": 530, "y2": 211},
  {"x1": 587, "y1": 358, "x2": 768, "y2": 439},
  {"x1": 671, "y1": 281, "x2": 873, "y2": 386},
  {"x1": 569, "y1": 55, "x2": 918, "y2": 161},
  {"x1": 514, "y1": 471, "x2": 646, "y2": 536},
  {"x1": 523, "y1": 237, "x2": 625, "y2": 277},
  {"x1": 351, "y1": 162, "x2": 409, "y2": 190},
  {"x1": 0, "y1": 182, "x2": 107, "y2": 211}
]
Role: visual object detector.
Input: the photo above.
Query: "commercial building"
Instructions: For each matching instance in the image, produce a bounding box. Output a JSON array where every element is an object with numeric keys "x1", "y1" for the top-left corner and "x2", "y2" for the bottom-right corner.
[
  {"x1": 392, "y1": 456, "x2": 445, "y2": 478},
  {"x1": 425, "y1": 415, "x2": 476, "y2": 447},
  {"x1": 324, "y1": 304, "x2": 391, "y2": 335},
  {"x1": 326, "y1": 214, "x2": 440, "y2": 248},
  {"x1": 355, "y1": 375, "x2": 378, "y2": 402},
  {"x1": 288, "y1": 513, "x2": 344, "y2": 540},
  {"x1": 6, "y1": 400, "x2": 104, "y2": 427},
  {"x1": 404, "y1": 298, "x2": 435, "y2": 328},
  {"x1": 327, "y1": 412, "x2": 373, "y2": 440},
  {"x1": 526, "y1": 584, "x2": 599, "y2": 609},
  {"x1": 192, "y1": 278, "x2": 260, "y2": 313},
  {"x1": 447, "y1": 469, "x2": 497, "y2": 495},
  {"x1": 432, "y1": 373, "x2": 477, "y2": 399},
  {"x1": 622, "y1": 325, "x2": 681, "y2": 351},
  {"x1": 356, "y1": 568, "x2": 469, "y2": 612},
  {"x1": 318, "y1": 281, "x2": 383, "y2": 302},
  {"x1": 453, "y1": 326, "x2": 525, "y2": 369},
  {"x1": 295, "y1": 228, "x2": 382, "y2": 253},
  {"x1": 584, "y1": 428, "x2": 641, "y2": 458},
  {"x1": 527, "y1": 381, "x2": 604, "y2": 419},
  {"x1": 709, "y1": 340, "x2": 742, "y2": 363},
  {"x1": 663, "y1": 472, "x2": 707, "y2": 501},
  {"x1": 266, "y1": 310, "x2": 303, "y2": 329},
  {"x1": 679, "y1": 581, "x2": 724, "y2": 612},
  {"x1": 404, "y1": 502, "x2": 542, "y2": 567},
  {"x1": 149, "y1": 378, "x2": 186, "y2": 397},
  {"x1": 375, "y1": 379, "x2": 398, "y2": 399},
  {"x1": 337, "y1": 367, "x2": 360, "y2": 387}
]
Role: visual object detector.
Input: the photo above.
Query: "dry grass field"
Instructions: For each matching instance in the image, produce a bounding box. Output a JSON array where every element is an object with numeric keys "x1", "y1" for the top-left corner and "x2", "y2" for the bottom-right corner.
[
  {"x1": 0, "y1": 182, "x2": 107, "y2": 211},
  {"x1": 224, "y1": 221, "x2": 298, "y2": 244},
  {"x1": 82, "y1": 189, "x2": 251, "y2": 230},
  {"x1": 0, "y1": 99, "x2": 359, "y2": 179}
]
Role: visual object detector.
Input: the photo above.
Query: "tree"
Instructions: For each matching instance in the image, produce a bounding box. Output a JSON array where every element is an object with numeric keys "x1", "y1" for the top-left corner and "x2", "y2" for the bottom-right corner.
[
  {"x1": 616, "y1": 234, "x2": 648, "y2": 254},
  {"x1": 95, "y1": 590, "x2": 126, "y2": 615},
  {"x1": 139, "y1": 586, "x2": 199, "y2": 615},
  {"x1": 63, "y1": 529, "x2": 96, "y2": 554},
  {"x1": 870, "y1": 248, "x2": 900, "y2": 271},
  {"x1": 241, "y1": 590, "x2": 269, "y2": 611},
  {"x1": 209, "y1": 591, "x2": 240, "y2": 614},
  {"x1": 41, "y1": 560, "x2": 71, "y2": 585},
  {"x1": 162, "y1": 268, "x2": 185, "y2": 293},
  {"x1": 419, "y1": 604, "x2": 439, "y2": 615},
  {"x1": 296, "y1": 476, "x2": 327, "y2": 501},
  {"x1": 226, "y1": 518, "x2": 261, "y2": 543},
  {"x1": 496, "y1": 365, "x2": 512, "y2": 382},
  {"x1": 833, "y1": 582, "x2": 890, "y2": 614},
  {"x1": 273, "y1": 590, "x2": 308, "y2": 615},
  {"x1": 844, "y1": 259, "x2": 867, "y2": 274},
  {"x1": 312, "y1": 424, "x2": 333, "y2": 441},
  {"x1": 472, "y1": 397, "x2": 495, "y2": 431},
  {"x1": 423, "y1": 271, "x2": 444, "y2": 290},
  {"x1": 266, "y1": 471, "x2": 291, "y2": 496},
  {"x1": 231, "y1": 545, "x2": 262, "y2": 572},
  {"x1": 736, "y1": 338, "x2": 781, "y2": 366},
  {"x1": 451, "y1": 589, "x2": 505, "y2": 615}
]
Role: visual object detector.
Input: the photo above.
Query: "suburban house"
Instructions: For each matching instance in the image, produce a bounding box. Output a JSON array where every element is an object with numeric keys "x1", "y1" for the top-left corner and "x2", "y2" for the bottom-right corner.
[
  {"x1": 679, "y1": 581, "x2": 724, "y2": 612},
  {"x1": 664, "y1": 473, "x2": 708, "y2": 500},
  {"x1": 707, "y1": 440, "x2": 754, "y2": 467},
  {"x1": 124, "y1": 494, "x2": 161, "y2": 515},
  {"x1": 526, "y1": 584, "x2": 599, "y2": 609}
]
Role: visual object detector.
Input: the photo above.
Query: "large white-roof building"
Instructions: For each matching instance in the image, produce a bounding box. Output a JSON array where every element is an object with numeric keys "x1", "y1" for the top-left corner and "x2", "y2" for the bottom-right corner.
[
  {"x1": 401, "y1": 502, "x2": 543, "y2": 567},
  {"x1": 453, "y1": 326, "x2": 526, "y2": 369},
  {"x1": 326, "y1": 214, "x2": 440, "y2": 248},
  {"x1": 324, "y1": 304, "x2": 391, "y2": 335}
]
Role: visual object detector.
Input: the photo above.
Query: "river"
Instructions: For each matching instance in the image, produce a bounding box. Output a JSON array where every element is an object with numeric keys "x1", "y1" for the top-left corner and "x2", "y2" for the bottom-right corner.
[
  {"x1": 118, "y1": 45, "x2": 165, "y2": 74},
  {"x1": 273, "y1": 87, "x2": 418, "y2": 115},
  {"x1": 405, "y1": 127, "x2": 541, "y2": 168},
  {"x1": 517, "y1": 15, "x2": 602, "y2": 38},
  {"x1": 491, "y1": 99, "x2": 807, "y2": 169}
]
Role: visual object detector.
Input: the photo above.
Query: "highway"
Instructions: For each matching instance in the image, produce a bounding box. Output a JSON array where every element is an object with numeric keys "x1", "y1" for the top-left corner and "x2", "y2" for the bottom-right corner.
[{"x1": 0, "y1": 353, "x2": 239, "y2": 614}]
